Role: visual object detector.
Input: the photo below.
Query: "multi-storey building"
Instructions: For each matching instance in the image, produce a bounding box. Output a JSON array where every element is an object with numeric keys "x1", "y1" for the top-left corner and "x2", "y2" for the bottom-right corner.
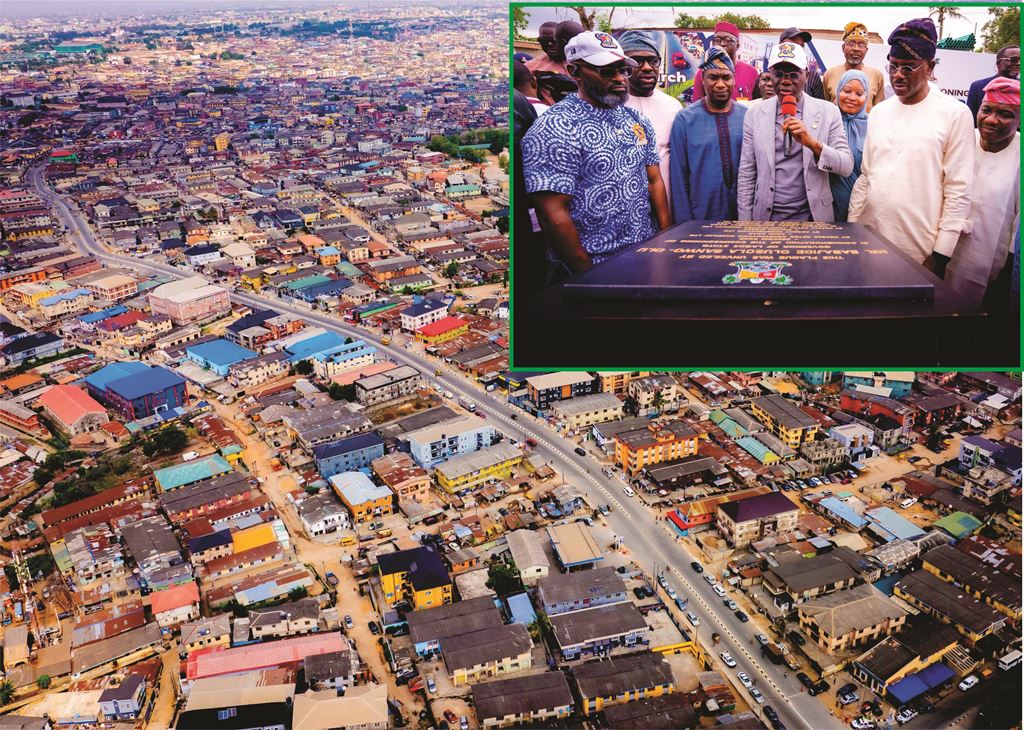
[
  {"x1": 614, "y1": 421, "x2": 699, "y2": 476},
  {"x1": 749, "y1": 394, "x2": 820, "y2": 447}
]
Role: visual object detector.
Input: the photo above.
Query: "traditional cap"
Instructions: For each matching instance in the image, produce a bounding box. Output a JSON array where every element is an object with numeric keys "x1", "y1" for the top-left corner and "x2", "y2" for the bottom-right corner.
[
  {"x1": 513, "y1": 52, "x2": 533, "y2": 63},
  {"x1": 983, "y1": 76, "x2": 1020, "y2": 106},
  {"x1": 565, "y1": 31, "x2": 638, "y2": 68},
  {"x1": 888, "y1": 18, "x2": 937, "y2": 61},
  {"x1": 843, "y1": 23, "x2": 869, "y2": 41},
  {"x1": 700, "y1": 46, "x2": 735, "y2": 74},
  {"x1": 779, "y1": 27, "x2": 813, "y2": 44},
  {"x1": 714, "y1": 21, "x2": 741, "y2": 40},
  {"x1": 768, "y1": 41, "x2": 808, "y2": 70},
  {"x1": 617, "y1": 30, "x2": 659, "y2": 57}
]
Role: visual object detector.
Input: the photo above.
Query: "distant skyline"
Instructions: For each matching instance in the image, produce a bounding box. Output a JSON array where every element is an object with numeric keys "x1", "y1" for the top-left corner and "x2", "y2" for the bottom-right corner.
[
  {"x1": 2, "y1": 0, "x2": 502, "y2": 20},
  {"x1": 522, "y1": 4, "x2": 993, "y2": 44}
]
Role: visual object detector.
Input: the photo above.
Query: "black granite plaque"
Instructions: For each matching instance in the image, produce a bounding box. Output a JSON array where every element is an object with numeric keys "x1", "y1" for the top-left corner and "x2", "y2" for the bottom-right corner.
[{"x1": 562, "y1": 220, "x2": 935, "y2": 300}]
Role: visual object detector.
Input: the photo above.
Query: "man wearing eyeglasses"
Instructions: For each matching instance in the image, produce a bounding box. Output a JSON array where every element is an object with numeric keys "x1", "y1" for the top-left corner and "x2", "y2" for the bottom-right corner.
[
  {"x1": 527, "y1": 20, "x2": 584, "y2": 106},
  {"x1": 848, "y1": 18, "x2": 974, "y2": 276},
  {"x1": 823, "y1": 22, "x2": 886, "y2": 110},
  {"x1": 522, "y1": 31, "x2": 671, "y2": 279},
  {"x1": 691, "y1": 22, "x2": 760, "y2": 102},
  {"x1": 621, "y1": 30, "x2": 682, "y2": 201},
  {"x1": 966, "y1": 45, "x2": 1020, "y2": 126},
  {"x1": 736, "y1": 42, "x2": 853, "y2": 223}
]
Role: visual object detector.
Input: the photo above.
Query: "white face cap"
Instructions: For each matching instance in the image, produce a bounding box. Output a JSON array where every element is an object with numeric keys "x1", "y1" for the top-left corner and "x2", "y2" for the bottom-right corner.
[
  {"x1": 565, "y1": 31, "x2": 639, "y2": 68},
  {"x1": 768, "y1": 42, "x2": 808, "y2": 70}
]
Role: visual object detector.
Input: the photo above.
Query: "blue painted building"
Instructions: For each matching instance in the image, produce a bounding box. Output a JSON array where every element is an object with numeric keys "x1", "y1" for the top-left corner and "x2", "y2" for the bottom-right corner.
[
  {"x1": 842, "y1": 372, "x2": 915, "y2": 399},
  {"x1": 186, "y1": 339, "x2": 258, "y2": 376},
  {"x1": 313, "y1": 432, "x2": 385, "y2": 478},
  {"x1": 100, "y1": 365, "x2": 188, "y2": 421}
]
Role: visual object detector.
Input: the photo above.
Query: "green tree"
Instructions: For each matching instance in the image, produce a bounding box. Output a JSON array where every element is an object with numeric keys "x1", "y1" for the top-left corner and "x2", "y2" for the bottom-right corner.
[
  {"x1": 0, "y1": 681, "x2": 14, "y2": 705},
  {"x1": 327, "y1": 383, "x2": 346, "y2": 400},
  {"x1": 288, "y1": 586, "x2": 309, "y2": 601},
  {"x1": 485, "y1": 558, "x2": 524, "y2": 596},
  {"x1": 981, "y1": 6, "x2": 1020, "y2": 52},
  {"x1": 444, "y1": 262, "x2": 460, "y2": 278},
  {"x1": 294, "y1": 359, "x2": 314, "y2": 376},
  {"x1": 513, "y1": 7, "x2": 530, "y2": 39},
  {"x1": 36, "y1": 675, "x2": 51, "y2": 690},
  {"x1": 928, "y1": 6, "x2": 967, "y2": 38},
  {"x1": 674, "y1": 12, "x2": 770, "y2": 29}
]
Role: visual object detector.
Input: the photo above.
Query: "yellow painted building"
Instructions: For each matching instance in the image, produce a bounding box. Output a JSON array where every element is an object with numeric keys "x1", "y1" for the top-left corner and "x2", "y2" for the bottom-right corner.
[
  {"x1": 378, "y1": 546, "x2": 452, "y2": 609},
  {"x1": 749, "y1": 394, "x2": 820, "y2": 447},
  {"x1": 434, "y1": 443, "x2": 523, "y2": 494},
  {"x1": 330, "y1": 472, "x2": 394, "y2": 523},
  {"x1": 415, "y1": 316, "x2": 470, "y2": 346},
  {"x1": 575, "y1": 652, "x2": 675, "y2": 715},
  {"x1": 214, "y1": 132, "x2": 231, "y2": 151},
  {"x1": 595, "y1": 371, "x2": 650, "y2": 395},
  {"x1": 232, "y1": 522, "x2": 277, "y2": 554},
  {"x1": 614, "y1": 422, "x2": 699, "y2": 476}
]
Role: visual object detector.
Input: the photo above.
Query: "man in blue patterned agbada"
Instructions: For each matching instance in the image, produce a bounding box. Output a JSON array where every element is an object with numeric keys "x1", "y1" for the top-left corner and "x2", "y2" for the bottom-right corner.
[{"x1": 522, "y1": 31, "x2": 672, "y2": 281}]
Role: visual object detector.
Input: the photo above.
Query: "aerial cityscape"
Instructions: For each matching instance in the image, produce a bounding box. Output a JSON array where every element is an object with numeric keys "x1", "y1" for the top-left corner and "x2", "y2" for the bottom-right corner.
[{"x1": 0, "y1": 2, "x2": 1022, "y2": 730}]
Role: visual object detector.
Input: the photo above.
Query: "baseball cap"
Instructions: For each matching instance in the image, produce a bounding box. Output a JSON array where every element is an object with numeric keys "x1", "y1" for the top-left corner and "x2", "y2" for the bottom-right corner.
[
  {"x1": 565, "y1": 31, "x2": 638, "y2": 68},
  {"x1": 768, "y1": 41, "x2": 808, "y2": 70},
  {"x1": 779, "y1": 26, "x2": 813, "y2": 44}
]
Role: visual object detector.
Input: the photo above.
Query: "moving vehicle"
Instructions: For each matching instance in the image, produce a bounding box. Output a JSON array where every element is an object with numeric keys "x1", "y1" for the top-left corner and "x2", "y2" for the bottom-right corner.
[
  {"x1": 598, "y1": 505, "x2": 610, "y2": 515},
  {"x1": 443, "y1": 390, "x2": 454, "y2": 399},
  {"x1": 574, "y1": 447, "x2": 587, "y2": 457},
  {"x1": 761, "y1": 642, "x2": 785, "y2": 665},
  {"x1": 524, "y1": 438, "x2": 536, "y2": 448},
  {"x1": 958, "y1": 675, "x2": 979, "y2": 691},
  {"x1": 719, "y1": 651, "x2": 736, "y2": 668},
  {"x1": 691, "y1": 561, "x2": 704, "y2": 573},
  {"x1": 381, "y1": 337, "x2": 390, "y2": 345},
  {"x1": 735, "y1": 610, "x2": 749, "y2": 622},
  {"x1": 458, "y1": 396, "x2": 476, "y2": 412},
  {"x1": 724, "y1": 599, "x2": 738, "y2": 610}
]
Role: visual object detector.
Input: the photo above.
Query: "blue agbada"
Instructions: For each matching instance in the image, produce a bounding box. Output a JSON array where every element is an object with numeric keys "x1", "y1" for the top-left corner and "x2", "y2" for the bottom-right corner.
[
  {"x1": 829, "y1": 68, "x2": 869, "y2": 221},
  {"x1": 669, "y1": 100, "x2": 747, "y2": 222}
]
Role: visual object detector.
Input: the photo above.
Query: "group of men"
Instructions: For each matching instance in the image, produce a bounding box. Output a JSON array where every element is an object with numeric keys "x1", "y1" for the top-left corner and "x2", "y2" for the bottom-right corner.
[{"x1": 514, "y1": 16, "x2": 1020, "y2": 314}]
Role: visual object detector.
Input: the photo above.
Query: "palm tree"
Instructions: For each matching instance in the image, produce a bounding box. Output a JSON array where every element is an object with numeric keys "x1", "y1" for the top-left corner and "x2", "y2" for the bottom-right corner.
[
  {"x1": 928, "y1": 6, "x2": 968, "y2": 38},
  {"x1": 0, "y1": 680, "x2": 15, "y2": 705}
]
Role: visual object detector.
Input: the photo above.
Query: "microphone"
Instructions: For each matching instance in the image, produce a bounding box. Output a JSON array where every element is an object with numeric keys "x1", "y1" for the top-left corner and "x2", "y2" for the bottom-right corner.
[{"x1": 781, "y1": 94, "x2": 797, "y2": 156}]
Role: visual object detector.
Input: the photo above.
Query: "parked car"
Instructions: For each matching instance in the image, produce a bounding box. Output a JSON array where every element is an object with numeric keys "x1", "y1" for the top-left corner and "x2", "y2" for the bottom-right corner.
[
  {"x1": 344, "y1": 614, "x2": 354, "y2": 629},
  {"x1": 735, "y1": 610, "x2": 749, "y2": 622},
  {"x1": 598, "y1": 504, "x2": 610, "y2": 515},
  {"x1": 426, "y1": 675, "x2": 437, "y2": 693},
  {"x1": 686, "y1": 612, "x2": 699, "y2": 626},
  {"x1": 851, "y1": 718, "x2": 876, "y2": 730},
  {"x1": 810, "y1": 680, "x2": 829, "y2": 696},
  {"x1": 787, "y1": 630, "x2": 807, "y2": 646},
  {"x1": 724, "y1": 599, "x2": 738, "y2": 610},
  {"x1": 796, "y1": 672, "x2": 814, "y2": 690},
  {"x1": 838, "y1": 683, "x2": 859, "y2": 705},
  {"x1": 959, "y1": 675, "x2": 979, "y2": 691},
  {"x1": 862, "y1": 700, "x2": 883, "y2": 717},
  {"x1": 460, "y1": 717, "x2": 468, "y2": 730},
  {"x1": 896, "y1": 708, "x2": 918, "y2": 725},
  {"x1": 750, "y1": 687, "x2": 764, "y2": 704},
  {"x1": 764, "y1": 705, "x2": 780, "y2": 724},
  {"x1": 666, "y1": 587, "x2": 678, "y2": 601},
  {"x1": 755, "y1": 633, "x2": 770, "y2": 646},
  {"x1": 691, "y1": 561, "x2": 704, "y2": 573},
  {"x1": 738, "y1": 672, "x2": 753, "y2": 689},
  {"x1": 574, "y1": 447, "x2": 587, "y2": 457},
  {"x1": 719, "y1": 651, "x2": 736, "y2": 668},
  {"x1": 713, "y1": 584, "x2": 727, "y2": 597},
  {"x1": 368, "y1": 621, "x2": 381, "y2": 635},
  {"x1": 623, "y1": 486, "x2": 636, "y2": 497},
  {"x1": 444, "y1": 710, "x2": 458, "y2": 725},
  {"x1": 633, "y1": 587, "x2": 646, "y2": 600}
]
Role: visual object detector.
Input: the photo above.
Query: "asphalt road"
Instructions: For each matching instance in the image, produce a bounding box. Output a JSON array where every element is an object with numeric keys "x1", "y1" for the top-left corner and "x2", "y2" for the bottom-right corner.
[{"x1": 32, "y1": 166, "x2": 845, "y2": 730}]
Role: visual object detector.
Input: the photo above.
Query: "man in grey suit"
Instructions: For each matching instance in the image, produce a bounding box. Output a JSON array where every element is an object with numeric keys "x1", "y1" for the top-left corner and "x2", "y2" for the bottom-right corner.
[{"x1": 738, "y1": 42, "x2": 854, "y2": 222}]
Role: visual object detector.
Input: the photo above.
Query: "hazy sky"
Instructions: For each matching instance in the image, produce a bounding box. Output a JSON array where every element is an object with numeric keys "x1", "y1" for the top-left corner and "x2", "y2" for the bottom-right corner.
[{"x1": 522, "y1": 4, "x2": 994, "y2": 42}]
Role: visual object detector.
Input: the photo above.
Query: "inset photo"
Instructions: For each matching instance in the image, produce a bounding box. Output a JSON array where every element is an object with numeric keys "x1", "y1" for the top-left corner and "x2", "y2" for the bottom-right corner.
[{"x1": 511, "y1": 4, "x2": 1020, "y2": 368}]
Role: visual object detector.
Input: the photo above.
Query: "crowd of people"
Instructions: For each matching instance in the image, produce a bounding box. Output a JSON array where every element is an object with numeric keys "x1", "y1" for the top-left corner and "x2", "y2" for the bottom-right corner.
[{"x1": 513, "y1": 17, "x2": 1020, "y2": 318}]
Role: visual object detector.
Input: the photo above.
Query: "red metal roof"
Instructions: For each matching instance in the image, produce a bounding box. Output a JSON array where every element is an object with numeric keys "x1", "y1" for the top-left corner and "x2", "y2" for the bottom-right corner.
[
  {"x1": 186, "y1": 631, "x2": 345, "y2": 680},
  {"x1": 417, "y1": 316, "x2": 468, "y2": 337}
]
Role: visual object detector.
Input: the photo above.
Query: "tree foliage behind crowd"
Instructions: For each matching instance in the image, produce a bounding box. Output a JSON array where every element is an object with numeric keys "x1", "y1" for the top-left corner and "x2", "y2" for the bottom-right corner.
[
  {"x1": 981, "y1": 6, "x2": 1020, "y2": 52},
  {"x1": 675, "y1": 12, "x2": 770, "y2": 30}
]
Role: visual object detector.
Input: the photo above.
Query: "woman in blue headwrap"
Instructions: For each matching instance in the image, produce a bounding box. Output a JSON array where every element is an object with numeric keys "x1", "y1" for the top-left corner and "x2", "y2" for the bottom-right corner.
[{"x1": 830, "y1": 68, "x2": 869, "y2": 221}]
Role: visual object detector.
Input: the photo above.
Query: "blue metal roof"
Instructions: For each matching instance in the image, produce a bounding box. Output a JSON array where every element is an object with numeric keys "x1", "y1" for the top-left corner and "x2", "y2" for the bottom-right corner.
[
  {"x1": 866, "y1": 507, "x2": 925, "y2": 542},
  {"x1": 286, "y1": 331, "x2": 347, "y2": 361},
  {"x1": 40, "y1": 288, "x2": 92, "y2": 306},
  {"x1": 506, "y1": 592, "x2": 536, "y2": 626},
  {"x1": 85, "y1": 360, "x2": 150, "y2": 392},
  {"x1": 819, "y1": 496, "x2": 868, "y2": 528},
  {"x1": 186, "y1": 339, "x2": 258, "y2": 367},
  {"x1": 313, "y1": 431, "x2": 384, "y2": 460},
  {"x1": 106, "y1": 365, "x2": 186, "y2": 400},
  {"x1": 400, "y1": 298, "x2": 448, "y2": 318},
  {"x1": 154, "y1": 454, "x2": 232, "y2": 491}
]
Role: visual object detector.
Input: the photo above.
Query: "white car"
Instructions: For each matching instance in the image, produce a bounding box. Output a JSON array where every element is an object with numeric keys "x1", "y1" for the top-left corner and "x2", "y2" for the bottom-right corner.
[
  {"x1": 720, "y1": 651, "x2": 736, "y2": 668},
  {"x1": 896, "y1": 708, "x2": 918, "y2": 725},
  {"x1": 704, "y1": 574, "x2": 717, "y2": 586},
  {"x1": 737, "y1": 672, "x2": 753, "y2": 689},
  {"x1": 958, "y1": 675, "x2": 978, "y2": 691},
  {"x1": 686, "y1": 612, "x2": 699, "y2": 626},
  {"x1": 750, "y1": 687, "x2": 764, "y2": 704},
  {"x1": 666, "y1": 588, "x2": 678, "y2": 601},
  {"x1": 713, "y1": 584, "x2": 727, "y2": 597},
  {"x1": 623, "y1": 486, "x2": 636, "y2": 497}
]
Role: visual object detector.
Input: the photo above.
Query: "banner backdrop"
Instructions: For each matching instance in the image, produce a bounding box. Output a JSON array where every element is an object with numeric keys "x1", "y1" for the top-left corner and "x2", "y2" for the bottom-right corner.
[{"x1": 620, "y1": 29, "x2": 998, "y2": 105}]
